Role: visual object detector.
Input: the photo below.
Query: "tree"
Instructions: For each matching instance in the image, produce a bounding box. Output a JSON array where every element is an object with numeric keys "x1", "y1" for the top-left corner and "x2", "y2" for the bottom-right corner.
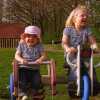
[{"x1": 0, "y1": 0, "x2": 99, "y2": 42}]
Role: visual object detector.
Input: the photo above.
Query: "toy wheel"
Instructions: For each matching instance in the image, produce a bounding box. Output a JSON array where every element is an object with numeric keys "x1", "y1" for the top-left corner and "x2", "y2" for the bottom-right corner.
[
  {"x1": 81, "y1": 73, "x2": 90, "y2": 100},
  {"x1": 9, "y1": 73, "x2": 16, "y2": 100}
]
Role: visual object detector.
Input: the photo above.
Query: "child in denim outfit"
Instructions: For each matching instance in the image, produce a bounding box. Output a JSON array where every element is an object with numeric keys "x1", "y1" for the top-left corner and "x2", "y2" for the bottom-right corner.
[{"x1": 15, "y1": 25, "x2": 47, "y2": 100}]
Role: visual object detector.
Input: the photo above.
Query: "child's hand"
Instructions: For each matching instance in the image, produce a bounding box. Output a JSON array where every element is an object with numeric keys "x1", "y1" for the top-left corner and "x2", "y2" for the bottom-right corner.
[
  {"x1": 34, "y1": 59, "x2": 43, "y2": 64},
  {"x1": 66, "y1": 47, "x2": 77, "y2": 53},
  {"x1": 20, "y1": 59, "x2": 28, "y2": 64},
  {"x1": 91, "y1": 43, "x2": 98, "y2": 50}
]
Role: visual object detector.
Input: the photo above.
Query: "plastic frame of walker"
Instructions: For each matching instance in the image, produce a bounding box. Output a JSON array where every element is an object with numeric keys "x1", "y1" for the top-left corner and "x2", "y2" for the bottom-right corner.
[
  {"x1": 10, "y1": 59, "x2": 57, "y2": 99},
  {"x1": 66, "y1": 45, "x2": 94, "y2": 96}
]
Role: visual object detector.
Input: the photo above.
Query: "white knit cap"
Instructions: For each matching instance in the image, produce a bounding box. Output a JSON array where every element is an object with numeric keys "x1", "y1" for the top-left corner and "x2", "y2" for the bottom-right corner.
[{"x1": 24, "y1": 26, "x2": 41, "y2": 35}]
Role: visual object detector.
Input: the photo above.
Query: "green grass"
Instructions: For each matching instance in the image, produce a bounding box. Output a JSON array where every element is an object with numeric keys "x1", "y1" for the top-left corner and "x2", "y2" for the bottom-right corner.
[
  {"x1": 0, "y1": 45, "x2": 100, "y2": 100},
  {"x1": 0, "y1": 48, "x2": 15, "y2": 98},
  {"x1": 0, "y1": 48, "x2": 65, "y2": 99}
]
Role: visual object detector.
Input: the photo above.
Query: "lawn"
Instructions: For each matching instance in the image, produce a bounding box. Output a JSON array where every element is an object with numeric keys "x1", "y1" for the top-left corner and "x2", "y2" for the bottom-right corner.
[{"x1": 0, "y1": 44, "x2": 100, "y2": 100}]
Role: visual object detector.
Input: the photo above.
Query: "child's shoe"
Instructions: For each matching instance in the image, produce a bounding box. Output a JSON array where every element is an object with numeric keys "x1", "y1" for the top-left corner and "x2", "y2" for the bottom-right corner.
[
  {"x1": 22, "y1": 95, "x2": 28, "y2": 100},
  {"x1": 18, "y1": 92, "x2": 28, "y2": 100}
]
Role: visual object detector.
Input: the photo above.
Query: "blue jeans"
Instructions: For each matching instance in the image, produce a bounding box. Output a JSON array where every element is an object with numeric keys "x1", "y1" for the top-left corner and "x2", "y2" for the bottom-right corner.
[{"x1": 19, "y1": 68, "x2": 41, "y2": 93}]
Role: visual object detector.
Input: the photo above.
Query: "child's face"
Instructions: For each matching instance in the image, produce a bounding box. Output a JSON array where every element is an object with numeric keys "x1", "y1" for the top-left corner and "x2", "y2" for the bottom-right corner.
[
  {"x1": 74, "y1": 10, "x2": 88, "y2": 27},
  {"x1": 25, "y1": 34, "x2": 38, "y2": 47}
]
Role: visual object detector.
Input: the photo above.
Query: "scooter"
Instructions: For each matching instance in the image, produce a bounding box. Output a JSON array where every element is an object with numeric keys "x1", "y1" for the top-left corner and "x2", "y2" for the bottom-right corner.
[
  {"x1": 66, "y1": 45, "x2": 100, "y2": 100},
  {"x1": 9, "y1": 59, "x2": 56, "y2": 100}
]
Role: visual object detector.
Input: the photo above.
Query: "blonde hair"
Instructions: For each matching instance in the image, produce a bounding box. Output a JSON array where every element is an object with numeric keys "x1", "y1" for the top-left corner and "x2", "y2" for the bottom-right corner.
[{"x1": 65, "y1": 5, "x2": 89, "y2": 27}]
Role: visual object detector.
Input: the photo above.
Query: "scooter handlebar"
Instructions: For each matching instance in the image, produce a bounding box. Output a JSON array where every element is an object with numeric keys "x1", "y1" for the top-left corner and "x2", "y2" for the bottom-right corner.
[{"x1": 18, "y1": 60, "x2": 51, "y2": 65}]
